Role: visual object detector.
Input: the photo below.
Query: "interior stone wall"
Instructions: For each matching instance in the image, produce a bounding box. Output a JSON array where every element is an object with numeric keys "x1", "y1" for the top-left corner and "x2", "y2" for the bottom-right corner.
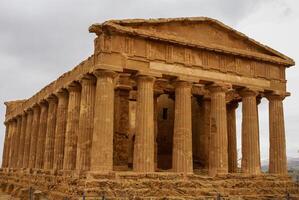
[{"x1": 157, "y1": 94, "x2": 174, "y2": 170}]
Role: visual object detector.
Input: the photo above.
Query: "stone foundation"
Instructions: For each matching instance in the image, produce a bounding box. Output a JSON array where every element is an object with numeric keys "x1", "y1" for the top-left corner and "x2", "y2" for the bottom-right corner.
[{"x1": 1, "y1": 169, "x2": 298, "y2": 200}]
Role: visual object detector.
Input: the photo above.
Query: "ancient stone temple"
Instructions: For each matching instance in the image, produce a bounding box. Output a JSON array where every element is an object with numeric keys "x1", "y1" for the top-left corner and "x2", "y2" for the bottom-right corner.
[{"x1": 1, "y1": 17, "x2": 299, "y2": 199}]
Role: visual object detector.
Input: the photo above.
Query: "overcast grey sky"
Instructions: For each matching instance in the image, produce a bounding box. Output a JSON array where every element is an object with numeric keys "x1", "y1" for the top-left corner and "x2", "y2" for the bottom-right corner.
[{"x1": 0, "y1": 0, "x2": 298, "y2": 165}]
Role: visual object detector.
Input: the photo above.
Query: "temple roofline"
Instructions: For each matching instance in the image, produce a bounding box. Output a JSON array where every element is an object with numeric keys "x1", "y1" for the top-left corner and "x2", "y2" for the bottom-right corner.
[{"x1": 89, "y1": 17, "x2": 295, "y2": 67}]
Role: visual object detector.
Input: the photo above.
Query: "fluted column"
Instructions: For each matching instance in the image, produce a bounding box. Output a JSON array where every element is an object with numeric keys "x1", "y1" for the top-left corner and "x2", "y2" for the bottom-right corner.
[
  {"x1": 2, "y1": 122, "x2": 10, "y2": 168},
  {"x1": 199, "y1": 97, "x2": 211, "y2": 169},
  {"x1": 114, "y1": 87, "x2": 131, "y2": 167},
  {"x1": 240, "y1": 88, "x2": 260, "y2": 175},
  {"x1": 17, "y1": 114, "x2": 27, "y2": 168},
  {"x1": 44, "y1": 95, "x2": 58, "y2": 170},
  {"x1": 267, "y1": 94, "x2": 287, "y2": 175},
  {"x1": 63, "y1": 82, "x2": 81, "y2": 170},
  {"x1": 90, "y1": 70, "x2": 117, "y2": 172},
  {"x1": 53, "y1": 89, "x2": 69, "y2": 170},
  {"x1": 12, "y1": 116, "x2": 22, "y2": 168},
  {"x1": 76, "y1": 74, "x2": 96, "y2": 171},
  {"x1": 207, "y1": 83, "x2": 230, "y2": 176},
  {"x1": 8, "y1": 120, "x2": 17, "y2": 168},
  {"x1": 35, "y1": 101, "x2": 48, "y2": 169},
  {"x1": 133, "y1": 75, "x2": 155, "y2": 172},
  {"x1": 28, "y1": 105, "x2": 41, "y2": 168},
  {"x1": 23, "y1": 110, "x2": 33, "y2": 168},
  {"x1": 227, "y1": 101, "x2": 238, "y2": 173},
  {"x1": 172, "y1": 81, "x2": 193, "y2": 173}
]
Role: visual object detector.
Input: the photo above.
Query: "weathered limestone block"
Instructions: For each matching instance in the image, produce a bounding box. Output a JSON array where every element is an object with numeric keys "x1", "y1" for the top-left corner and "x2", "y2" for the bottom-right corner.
[
  {"x1": 227, "y1": 101, "x2": 238, "y2": 173},
  {"x1": 35, "y1": 101, "x2": 48, "y2": 169},
  {"x1": 17, "y1": 114, "x2": 27, "y2": 168},
  {"x1": 133, "y1": 75, "x2": 155, "y2": 172},
  {"x1": 76, "y1": 74, "x2": 96, "y2": 171},
  {"x1": 207, "y1": 83, "x2": 230, "y2": 176},
  {"x1": 23, "y1": 110, "x2": 33, "y2": 168},
  {"x1": 240, "y1": 88, "x2": 261, "y2": 175},
  {"x1": 53, "y1": 89, "x2": 69, "y2": 170},
  {"x1": 172, "y1": 81, "x2": 193, "y2": 173},
  {"x1": 91, "y1": 70, "x2": 117, "y2": 172},
  {"x1": 63, "y1": 82, "x2": 81, "y2": 170},
  {"x1": 44, "y1": 95, "x2": 58, "y2": 170},
  {"x1": 28, "y1": 105, "x2": 41, "y2": 168},
  {"x1": 267, "y1": 94, "x2": 287, "y2": 175}
]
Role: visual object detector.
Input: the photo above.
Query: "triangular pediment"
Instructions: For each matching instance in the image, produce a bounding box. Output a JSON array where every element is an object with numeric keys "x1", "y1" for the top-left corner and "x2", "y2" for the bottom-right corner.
[{"x1": 91, "y1": 17, "x2": 294, "y2": 66}]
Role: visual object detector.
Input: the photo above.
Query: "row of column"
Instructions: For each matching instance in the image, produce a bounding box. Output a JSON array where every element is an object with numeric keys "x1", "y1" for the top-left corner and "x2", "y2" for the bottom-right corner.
[{"x1": 1, "y1": 72, "x2": 287, "y2": 176}]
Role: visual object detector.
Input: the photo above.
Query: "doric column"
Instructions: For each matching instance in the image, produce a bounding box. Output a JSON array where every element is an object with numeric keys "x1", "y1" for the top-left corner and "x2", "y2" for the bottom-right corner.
[
  {"x1": 2, "y1": 122, "x2": 10, "y2": 168},
  {"x1": 44, "y1": 95, "x2": 58, "y2": 170},
  {"x1": 23, "y1": 110, "x2": 33, "y2": 168},
  {"x1": 35, "y1": 101, "x2": 48, "y2": 169},
  {"x1": 76, "y1": 74, "x2": 96, "y2": 171},
  {"x1": 90, "y1": 70, "x2": 117, "y2": 172},
  {"x1": 172, "y1": 81, "x2": 193, "y2": 173},
  {"x1": 17, "y1": 113, "x2": 27, "y2": 168},
  {"x1": 8, "y1": 120, "x2": 16, "y2": 168},
  {"x1": 207, "y1": 83, "x2": 230, "y2": 176},
  {"x1": 114, "y1": 75, "x2": 131, "y2": 167},
  {"x1": 239, "y1": 88, "x2": 260, "y2": 175},
  {"x1": 28, "y1": 105, "x2": 41, "y2": 168},
  {"x1": 53, "y1": 89, "x2": 69, "y2": 170},
  {"x1": 63, "y1": 82, "x2": 81, "y2": 170},
  {"x1": 133, "y1": 75, "x2": 155, "y2": 172},
  {"x1": 199, "y1": 97, "x2": 211, "y2": 169},
  {"x1": 267, "y1": 94, "x2": 287, "y2": 175},
  {"x1": 12, "y1": 116, "x2": 22, "y2": 168},
  {"x1": 227, "y1": 101, "x2": 238, "y2": 173}
]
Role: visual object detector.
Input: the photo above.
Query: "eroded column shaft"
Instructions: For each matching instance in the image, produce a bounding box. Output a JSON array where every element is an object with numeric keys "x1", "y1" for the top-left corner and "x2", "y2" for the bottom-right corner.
[
  {"x1": 227, "y1": 101, "x2": 238, "y2": 173},
  {"x1": 28, "y1": 105, "x2": 41, "y2": 168},
  {"x1": 53, "y1": 90, "x2": 69, "y2": 170},
  {"x1": 23, "y1": 110, "x2": 33, "y2": 168},
  {"x1": 268, "y1": 95, "x2": 287, "y2": 175},
  {"x1": 63, "y1": 83, "x2": 81, "y2": 170},
  {"x1": 44, "y1": 96, "x2": 58, "y2": 170},
  {"x1": 2, "y1": 123, "x2": 10, "y2": 168},
  {"x1": 172, "y1": 81, "x2": 193, "y2": 173},
  {"x1": 35, "y1": 102, "x2": 48, "y2": 169},
  {"x1": 241, "y1": 89, "x2": 260, "y2": 175},
  {"x1": 208, "y1": 84, "x2": 229, "y2": 176},
  {"x1": 76, "y1": 75, "x2": 96, "y2": 171},
  {"x1": 133, "y1": 75, "x2": 155, "y2": 172},
  {"x1": 17, "y1": 114, "x2": 27, "y2": 168},
  {"x1": 90, "y1": 70, "x2": 116, "y2": 172}
]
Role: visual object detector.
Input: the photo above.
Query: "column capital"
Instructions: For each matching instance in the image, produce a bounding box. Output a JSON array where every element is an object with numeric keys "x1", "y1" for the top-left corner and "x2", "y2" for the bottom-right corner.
[
  {"x1": 46, "y1": 94, "x2": 58, "y2": 103},
  {"x1": 173, "y1": 80, "x2": 192, "y2": 89},
  {"x1": 79, "y1": 74, "x2": 96, "y2": 85},
  {"x1": 32, "y1": 103, "x2": 41, "y2": 111},
  {"x1": 116, "y1": 73, "x2": 133, "y2": 91},
  {"x1": 227, "y1": 101, "x2": 239, "y2": 110},
  {"x1": 25, "y1": 108, "x2": 33, "y2": 115},
  {"x1": 206, "y1": 82, "x2": 231, "y2": 93},
  {"x1": 67, "y1": 81, "x2": 81, "y2": 93},
  {"x1": 39, "y1": 99, "x2": 48, "y2": 107},
  {"x1": 265, "y1": 93, "x2": 287, "y2": 101},
  {"x1": 135, "y1": 74, "x2": 156, "y2": 83},
  {"x1": 239, "y1": 87, "x2": 259, "y2": 97},
  {"x1": 93, "y1": 69, "x2": 118, "y2": 79},
  {"x1": 55, "y1": 88, "x2": 69, "y2": 98}
]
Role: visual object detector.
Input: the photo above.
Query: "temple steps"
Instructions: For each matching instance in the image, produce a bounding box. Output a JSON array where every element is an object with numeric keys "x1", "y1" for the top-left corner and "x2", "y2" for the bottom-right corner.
[{"x1": 1, "y1": 172, "x2": 299, "y2": 199}]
